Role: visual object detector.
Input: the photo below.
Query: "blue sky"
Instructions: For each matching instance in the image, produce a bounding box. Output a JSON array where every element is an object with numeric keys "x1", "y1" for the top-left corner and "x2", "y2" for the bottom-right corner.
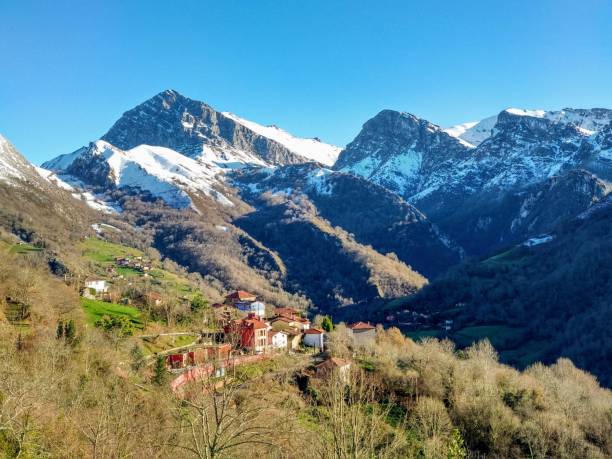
[{"x1": 2, "y1": 0, "x2": 611, "y2": 164}]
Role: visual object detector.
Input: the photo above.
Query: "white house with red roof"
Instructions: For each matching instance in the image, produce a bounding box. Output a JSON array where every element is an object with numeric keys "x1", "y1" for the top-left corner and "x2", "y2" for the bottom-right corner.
[{"x1": 303, "y1": 328, "x2": 325, "y2": 349}]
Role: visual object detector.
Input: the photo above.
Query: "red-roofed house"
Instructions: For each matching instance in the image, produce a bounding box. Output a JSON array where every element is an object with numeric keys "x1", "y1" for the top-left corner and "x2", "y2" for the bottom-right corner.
[
  {"x1": 225, "y1": 290, "x2": 257, "y2": 305},
  {"x1": 303, "y1": 328, "x2": 325, "y2": 349},
  {"x1": 226, "y1": 313, "x2": 270, "y2": 353},
  {"x1": 348, "y1": 321, "x2": 376, "y2": 346}
]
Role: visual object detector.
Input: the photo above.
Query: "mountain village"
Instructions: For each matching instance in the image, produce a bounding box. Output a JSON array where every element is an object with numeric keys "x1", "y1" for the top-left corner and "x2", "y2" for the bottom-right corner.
[{"x1": 77, "y1": 246, "x2": 377, "y2": 391}]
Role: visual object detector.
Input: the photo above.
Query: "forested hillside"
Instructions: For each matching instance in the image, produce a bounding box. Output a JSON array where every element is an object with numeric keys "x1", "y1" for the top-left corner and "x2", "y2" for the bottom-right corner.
[{"x1": 395, "y1": 198, "x2": 612, "y2": 386}]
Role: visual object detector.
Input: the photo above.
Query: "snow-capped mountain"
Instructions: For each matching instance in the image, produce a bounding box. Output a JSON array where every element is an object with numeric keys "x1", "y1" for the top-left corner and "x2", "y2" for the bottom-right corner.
[
  {"x1": 221, "y1": 112, "x2": 341, "y2": 166},
  {"x1": 333, "y1": 109, "x2": 473, "y2": 199},
  {"x1": 43, "y1": 90, "x2": 340, "y2": 210},
  {"x1": 102, "y1": 89, "x2": 338, "y2": 167},
  {"x1": 44, "y1": 140, "x2": 234, "y2": 208},
  {"x1": 444, "y1": 107, "x2": 612, "y2": 147},
  {"x1": 336, "y1": 107, "x2": 612, "y2": 216},
  {"x1": 0, "y1": 134, "x2": 44, "y2": 185}
]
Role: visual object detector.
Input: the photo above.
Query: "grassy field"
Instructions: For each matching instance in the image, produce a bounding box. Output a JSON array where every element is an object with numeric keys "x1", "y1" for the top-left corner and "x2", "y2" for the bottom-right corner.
[
  {"x1": 501, "y1": 340, "x2": 550, "y2": 369},
  {"x1": 405, "y1": 328, "x2": 441, "y2": 341},
  {"x1": 140, "y1": 334, "x2": 197, "y2": 355},
  {"x1": 81, "y1": 298, "x2": 144, "y2": 328},
  {"x1": 9, "y1": 243, "x2": 42, "y2": 254},
  {"x1": 451, "y1": 325, "x2": 523, "y2": 349},
  {"x1": 82, "y1": 238, "x2": 193, "y2": 295},
  {"x1": 116, "y1": 266, "x2": 143, "y2": 278},
  {"x1": 82, "y1": 238, "x2": 143, "y2": 264},
  {"x1": 149, "y1": 268, "x2": 192, "y2": 295}
]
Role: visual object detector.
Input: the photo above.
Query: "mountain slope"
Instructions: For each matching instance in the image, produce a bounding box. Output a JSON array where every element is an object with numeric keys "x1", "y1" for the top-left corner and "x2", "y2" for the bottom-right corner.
[
  {"x1": 398, "y1": 198, "x2": 612, "y2": 386},
  {"x1": 0, "y1": 135, "x2": 98, "y2": 267},
  {"x1": 232, "y1": 163, "x2": 463, "y2": 278},
  {"x1": 434, "y1": 169, "x2": 610, "y2": 255},
  {"x1": 221, "y1": 112, "x2": 341, "y2": 166},
  {"x1": 234, "y1": 196, "x2": 427, "y2": 309}
]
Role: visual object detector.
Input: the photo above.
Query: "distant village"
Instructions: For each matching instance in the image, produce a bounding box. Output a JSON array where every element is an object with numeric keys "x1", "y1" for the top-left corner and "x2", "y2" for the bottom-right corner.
[
  {"x1": 80, "y1": 256, "x2": 378, "y2": 388},
  {"x1": 166, "y1": 290, "x2": 377, "y2": 382}
]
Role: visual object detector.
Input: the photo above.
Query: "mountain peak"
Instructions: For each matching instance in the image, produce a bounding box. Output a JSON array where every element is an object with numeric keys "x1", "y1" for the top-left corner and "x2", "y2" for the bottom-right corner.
[{"x1": 334, "y1": 109, "x2": 472, "y2": 196}]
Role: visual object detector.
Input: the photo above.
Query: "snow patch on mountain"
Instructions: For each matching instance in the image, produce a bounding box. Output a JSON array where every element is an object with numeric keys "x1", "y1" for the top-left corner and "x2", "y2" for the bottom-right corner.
[
  {"x1": 305, "y1": 168, "x2": 334, "y2": 195},
  {"x1": 0, "y1": 135, "x2": 28, "y2": 183},
  {"x1": 44, "y1": 140, "x2": 237, "y2": 209},
  {"x1": 222, "y1": 112, "x2": 341, "y2": 166},
  {"x1": 444, "y1": 116, "x2": 498, "y2": 147},
  {"x1": 36, "y1": 167, "x2": 120, "y2": 213},
  {"x1": 446, "y1": 108, "x2": 612, "y2": 148},
  {"x1": 522, "y1": 234, "x2": 554, "y2": 247},
  {"x1": 506, "y1": 108, "x2": 547, "y2": 118}
]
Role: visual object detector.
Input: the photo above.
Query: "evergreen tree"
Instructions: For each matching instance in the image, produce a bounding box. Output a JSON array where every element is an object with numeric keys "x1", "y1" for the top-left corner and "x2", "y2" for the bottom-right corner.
[
  {"x1": 321, "y1": 315, "x2": 334, "y2": 332},
  {"x1": 56, "y1": 320, "x2": 64, "y2": 339},
  {"x1": 130, "y1": 344, "x2": 146, "y2": 372},
  {"x1": 190, "y1": 293, "x2": 208, "y2": 312},
  {"x1": 153, "y1": 355, "x2": 168, "y2": 385},
  {"x1": 65, "y1": 320, "x2": 76, "y2": 342}
]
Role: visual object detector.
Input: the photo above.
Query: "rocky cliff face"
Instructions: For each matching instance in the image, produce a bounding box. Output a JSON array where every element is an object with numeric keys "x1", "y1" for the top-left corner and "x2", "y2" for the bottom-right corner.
[
  {"x1": 102, "y1": 89, "x2": 306, "y2": 165},
  {"x1": 334, "y1": 109, "x2": 473, "y2": 199}
]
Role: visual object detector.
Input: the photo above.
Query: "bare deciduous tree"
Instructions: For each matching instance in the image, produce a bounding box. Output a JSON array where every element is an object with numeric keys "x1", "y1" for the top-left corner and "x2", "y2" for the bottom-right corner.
[
  {"x1": 171, "y1": 371, "x2": 291, "y2": 458},
  {"x1": 314, "y1": 369, "x2": 409, "y2": 459}
]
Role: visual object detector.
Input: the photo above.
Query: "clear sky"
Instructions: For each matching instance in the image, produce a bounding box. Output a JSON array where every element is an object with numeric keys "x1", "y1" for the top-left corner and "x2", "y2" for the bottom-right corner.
[{"x1": 2, "y1": 0, "x2": 612, "y2": 164}]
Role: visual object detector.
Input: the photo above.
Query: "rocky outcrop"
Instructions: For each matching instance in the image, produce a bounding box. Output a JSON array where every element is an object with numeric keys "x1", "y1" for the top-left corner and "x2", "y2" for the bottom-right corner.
[{"x1": 102, "y1": 89, "x2": 306, "y2": 165}]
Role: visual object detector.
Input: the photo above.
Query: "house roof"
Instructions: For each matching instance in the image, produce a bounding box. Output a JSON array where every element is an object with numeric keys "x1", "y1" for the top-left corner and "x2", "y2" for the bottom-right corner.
[
  {"x1": 273, "y1": 314, "x2": 310, "y2": 325},
  {"x1": 226, "y1": 290, "x2": 256, "y2": 300},
  {"x1": 348, "y1": 321, "x2": 376, "y2": 330},
  {"x1": 271, "y1": 316, "x2": 294, "y2": 324},
  {"x1": 274, "y1": 307, "x2": 300, "y2": 316},
  {"x1": 85, "y1": 277, "x2": 105, "y2": 283},
  {"x1": 304, "y1": 328, "x2": 324, "y2": 335},
  {"x1": 244, "y1": 318, "x2": 268, "y2": 330},
  {"x1": 316, "y1": 357, "x2": 351, "y2": 370},
  {"x1": 271, "y1": 321, "x2": 302, "y2": 335}
]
